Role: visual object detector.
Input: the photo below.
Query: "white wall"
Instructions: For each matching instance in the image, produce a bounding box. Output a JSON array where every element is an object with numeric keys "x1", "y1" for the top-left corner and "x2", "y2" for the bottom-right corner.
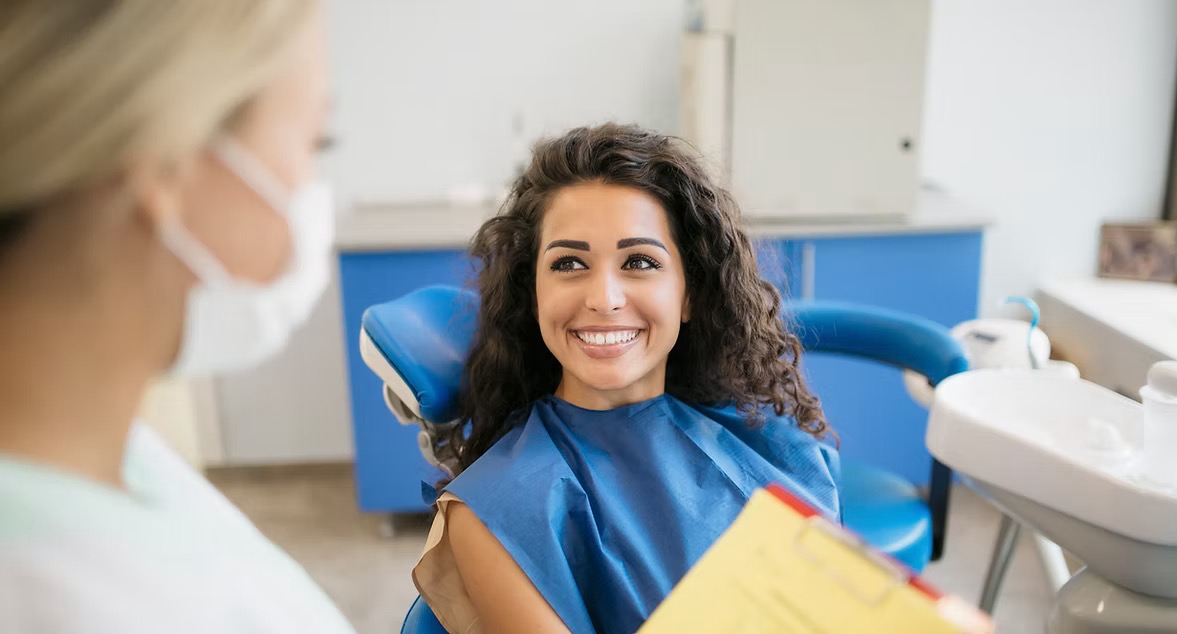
[
  {"x1": 137, "y1": 378, "x2": 208, "y2": 468},
  {"x1": 323, "y1": 0, "x2": 685, "y2": 209},
  {"x1": 212, "y1": 268, "x2": 354, "y2": 465},
  {"x1": 921, "y1": 0, "x2": 1177, "y2": 315}
]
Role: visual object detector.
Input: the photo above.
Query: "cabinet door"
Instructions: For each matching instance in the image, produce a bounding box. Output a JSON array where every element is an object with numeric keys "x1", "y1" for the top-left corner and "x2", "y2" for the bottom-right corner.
[
  {"x1": 755, "y1": 238, "x2": 805, "y2": 300},
  {"x1": 339, "y1": 250, "x2": 475, "y2": 512},
  {"x1": 732, "y1": 0, "x2": 930, "y2": 220},
  {"x1": 800, "y1": 232, "x2": 982, "y2": 485}
]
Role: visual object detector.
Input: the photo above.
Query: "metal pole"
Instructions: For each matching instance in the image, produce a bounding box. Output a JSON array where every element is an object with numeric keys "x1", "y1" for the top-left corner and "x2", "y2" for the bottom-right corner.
[{"x1": 979, "y1": 513, "x2": 1022, "y2": 614}]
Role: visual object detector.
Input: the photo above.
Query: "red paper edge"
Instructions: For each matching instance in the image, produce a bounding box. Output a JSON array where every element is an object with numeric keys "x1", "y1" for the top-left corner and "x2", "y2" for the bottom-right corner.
[
  {"x1": 765, "y1": 483, "x2": 820, "y2": 518},
  {"x1": 763, "y1": 484, "x2": 944, "y2": 602}
]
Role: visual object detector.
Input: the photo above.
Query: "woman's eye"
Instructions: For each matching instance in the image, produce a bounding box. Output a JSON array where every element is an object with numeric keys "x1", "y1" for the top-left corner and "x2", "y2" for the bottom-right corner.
[
  {"x1": 551, "y1": 256, "x2": 587, "y2": 272},
  {"x1": 316, "y1": 134, "x2": 337, "y2": 153},
  {"x1": 623, "y1": 254, "x2": 662, "y2": 271}
]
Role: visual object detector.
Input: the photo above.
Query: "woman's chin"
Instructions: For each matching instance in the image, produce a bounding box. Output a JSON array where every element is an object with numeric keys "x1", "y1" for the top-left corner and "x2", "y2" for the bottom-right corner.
[{"x1": 563, "y1": 370, "x2": 658, "y2": 401}]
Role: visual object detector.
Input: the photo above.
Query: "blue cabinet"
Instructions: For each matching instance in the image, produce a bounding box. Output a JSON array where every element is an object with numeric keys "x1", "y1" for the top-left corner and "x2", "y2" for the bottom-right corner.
[
  {"x1": 340, "y1": 231, "x2": 982, "y2": 513},
  {"x1": 779, "y1": 233, "x2": 983, "y2": 485},
  {"x1": 339, "y1": 250, "x2": 474, "y2": 512},
  {"x1": 754, "y1": 239, "x2": 804, "y2": 297}
]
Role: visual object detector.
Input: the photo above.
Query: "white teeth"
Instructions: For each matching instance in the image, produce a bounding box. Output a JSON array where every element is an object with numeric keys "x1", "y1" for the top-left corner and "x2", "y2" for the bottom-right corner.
[{"x1": 575, "y1": 330, "x2": 639, "y2": 345}]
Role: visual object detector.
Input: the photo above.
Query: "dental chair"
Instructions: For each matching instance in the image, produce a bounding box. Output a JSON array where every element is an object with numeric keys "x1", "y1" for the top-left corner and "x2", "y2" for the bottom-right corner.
[{"x1": 359, "y1": 286, "x2": 968, "y2": 632}]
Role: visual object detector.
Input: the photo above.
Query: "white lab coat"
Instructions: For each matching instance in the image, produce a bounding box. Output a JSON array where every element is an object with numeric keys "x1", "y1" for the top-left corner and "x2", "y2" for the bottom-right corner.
[{"x1": 0, "y1": 423, "x2": 356, "y2": 633}]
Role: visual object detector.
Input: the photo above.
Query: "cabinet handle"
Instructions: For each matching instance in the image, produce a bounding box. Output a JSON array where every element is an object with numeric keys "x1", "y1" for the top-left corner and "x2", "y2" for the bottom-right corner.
[{"x1": 801, "y1": 241, "x2": 816, "y2": 300}]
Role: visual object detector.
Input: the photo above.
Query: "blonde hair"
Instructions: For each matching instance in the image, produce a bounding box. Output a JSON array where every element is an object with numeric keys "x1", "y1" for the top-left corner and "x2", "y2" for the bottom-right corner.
[{"x1": 0, "y1": 0, "x2": 319, "y2": 218}]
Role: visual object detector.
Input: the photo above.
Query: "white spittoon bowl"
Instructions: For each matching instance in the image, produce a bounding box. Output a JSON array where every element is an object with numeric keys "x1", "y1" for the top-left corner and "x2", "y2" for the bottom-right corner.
[{"x1": 927, "y1": 369, "x2": 1177, "y2": 599}]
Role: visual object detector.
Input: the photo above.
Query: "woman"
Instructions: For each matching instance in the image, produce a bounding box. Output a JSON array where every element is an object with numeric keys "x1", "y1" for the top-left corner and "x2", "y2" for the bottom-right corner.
[
  {"x1": 414, "y1": 124, "x2": 841, "y2": 632},
  {"x1": 0, "y1": 1, "x2": 354, "y2": 631}
]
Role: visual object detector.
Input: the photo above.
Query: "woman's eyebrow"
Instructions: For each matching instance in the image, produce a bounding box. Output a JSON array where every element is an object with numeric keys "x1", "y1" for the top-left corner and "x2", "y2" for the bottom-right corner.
[
  {"x1": 617, "y1": 237, "x2": 668, "y2": 252},
  {"x1": 545, "y1": 239, "x2": 591, "y2": 252}
]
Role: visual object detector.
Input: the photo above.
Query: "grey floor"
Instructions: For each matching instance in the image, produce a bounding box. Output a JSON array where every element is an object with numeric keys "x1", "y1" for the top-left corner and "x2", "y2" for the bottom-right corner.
[{"x1": 209, "y1": 464, "x2": 1057, "y2": 633}]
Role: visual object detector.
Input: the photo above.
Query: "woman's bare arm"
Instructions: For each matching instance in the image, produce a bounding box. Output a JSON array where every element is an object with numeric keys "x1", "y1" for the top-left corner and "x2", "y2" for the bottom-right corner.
[{"x1": 447, "y1": 502, "x2": 571, "y2": 634}]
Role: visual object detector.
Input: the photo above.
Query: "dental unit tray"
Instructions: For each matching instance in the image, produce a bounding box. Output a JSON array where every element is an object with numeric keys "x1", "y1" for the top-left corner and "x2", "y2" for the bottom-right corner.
[{"x1": 926, "y1": 369, "x2": 1177, "y2": 599}]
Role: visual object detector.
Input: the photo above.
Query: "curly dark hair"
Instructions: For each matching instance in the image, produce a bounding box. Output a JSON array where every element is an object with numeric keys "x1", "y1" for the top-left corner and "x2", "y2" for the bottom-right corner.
[{"x1": 450, "y1": 123, "x2": 826, "y2": 475}]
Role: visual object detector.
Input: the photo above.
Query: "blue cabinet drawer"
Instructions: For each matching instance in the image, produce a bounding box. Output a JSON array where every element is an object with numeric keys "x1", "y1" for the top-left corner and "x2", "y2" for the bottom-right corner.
[
  {"x1": 754, "y1": 239, "x2": 804, "y2": 299},
  {"x1": 339, "y1": 250, "x2": 474, "y2": 512},
  {"x1": 802, "y1": 232, "x2": 983, "y2": 485}
]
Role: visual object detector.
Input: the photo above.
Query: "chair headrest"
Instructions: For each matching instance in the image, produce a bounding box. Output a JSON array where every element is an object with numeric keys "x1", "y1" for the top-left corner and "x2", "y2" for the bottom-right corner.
[
  {"x1": 360, "y1": 285, "x2": 478, "y2": 423},
  {"x1": 785, "y1": 301, "x2": 968, "y2": 386}
]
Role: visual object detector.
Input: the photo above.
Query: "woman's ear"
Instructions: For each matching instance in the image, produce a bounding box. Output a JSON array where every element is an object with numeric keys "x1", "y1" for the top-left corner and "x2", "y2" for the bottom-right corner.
[
  {"x1": 126, "y1": 154, "x2": 197, "y2": 231},
  {"x1": 682, "y1": 294, "x2": 691, "y2": 324}
]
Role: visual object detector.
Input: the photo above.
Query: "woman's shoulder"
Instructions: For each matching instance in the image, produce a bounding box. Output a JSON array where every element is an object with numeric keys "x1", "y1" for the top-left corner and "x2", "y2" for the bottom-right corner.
[
  {"x1": 445, "y1": 401, "x2": 581, "y2": 502},
  {"x1": 671, "y1": 396, "x2": 822, "y2": 438},
  {"x1": 670, "y1": 396, "x2": 842, "y2": 519}
]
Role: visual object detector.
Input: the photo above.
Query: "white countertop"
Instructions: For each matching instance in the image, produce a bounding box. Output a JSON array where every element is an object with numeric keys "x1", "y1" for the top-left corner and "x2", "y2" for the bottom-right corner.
[
  {"x1": 334, "y1": 187, "x2": 991, "y2": 252},
  {"x1": 1037, "y1": 277, "x2": 1177, "y2": 361}
]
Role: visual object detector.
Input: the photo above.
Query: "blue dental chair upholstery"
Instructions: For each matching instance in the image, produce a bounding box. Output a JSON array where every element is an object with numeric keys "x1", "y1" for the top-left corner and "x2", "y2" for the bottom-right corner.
[
  {"x1": 785, "y1": 301, "x2": 969, "y2": 570},
  {"x1": 360, "y1": 286, "x2": 968, "y2": 632}
]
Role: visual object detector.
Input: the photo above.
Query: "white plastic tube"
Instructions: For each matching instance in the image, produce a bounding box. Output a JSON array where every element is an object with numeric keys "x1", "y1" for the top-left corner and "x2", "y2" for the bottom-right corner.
[{"x1": 1140, "y1": 361, "x2": 1177, "y2": 488}]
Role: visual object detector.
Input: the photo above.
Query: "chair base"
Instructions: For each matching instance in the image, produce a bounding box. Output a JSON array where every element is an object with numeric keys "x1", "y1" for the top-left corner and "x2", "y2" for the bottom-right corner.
[{"x1": 840, "y1": 459, "x2": 933, "y2": 572}]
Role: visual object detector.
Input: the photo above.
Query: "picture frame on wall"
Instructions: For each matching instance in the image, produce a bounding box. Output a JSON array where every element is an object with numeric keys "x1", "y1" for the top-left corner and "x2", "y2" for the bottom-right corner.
[{"x1": 1098, "y1": 222, "x2": 1177, "y2": 283}]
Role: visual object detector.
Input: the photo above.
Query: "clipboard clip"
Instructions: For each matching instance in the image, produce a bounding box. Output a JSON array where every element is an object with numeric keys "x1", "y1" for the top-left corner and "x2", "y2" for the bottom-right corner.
[{"x1": 791, "y1": 515, "x2": 912, "y2": 607}]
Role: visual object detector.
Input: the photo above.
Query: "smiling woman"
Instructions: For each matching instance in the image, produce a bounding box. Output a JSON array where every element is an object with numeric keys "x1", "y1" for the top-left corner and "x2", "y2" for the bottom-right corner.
[{"x1": 411, "y1": 123, "x2": 840, "y2": 634}]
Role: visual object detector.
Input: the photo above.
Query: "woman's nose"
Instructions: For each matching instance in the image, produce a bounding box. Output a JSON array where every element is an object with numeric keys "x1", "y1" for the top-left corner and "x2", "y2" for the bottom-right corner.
[{"x1": 585, "y1": 271, "x2": 626, "y2": 313}]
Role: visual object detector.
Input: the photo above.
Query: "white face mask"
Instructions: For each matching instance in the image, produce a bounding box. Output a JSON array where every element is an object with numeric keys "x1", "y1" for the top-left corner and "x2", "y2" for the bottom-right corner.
[{"x1": 160, "y1": 138, "x2": 335, "y2": 376}]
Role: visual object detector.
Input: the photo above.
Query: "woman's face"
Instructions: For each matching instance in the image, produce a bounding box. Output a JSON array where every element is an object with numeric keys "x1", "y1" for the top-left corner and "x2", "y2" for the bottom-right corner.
[
  {"x1": 171, "y1": 7, "x2": 330, "y2": 285},
  {"x1": 536, "y1": 182, "x2": 689, "y2": 409}
]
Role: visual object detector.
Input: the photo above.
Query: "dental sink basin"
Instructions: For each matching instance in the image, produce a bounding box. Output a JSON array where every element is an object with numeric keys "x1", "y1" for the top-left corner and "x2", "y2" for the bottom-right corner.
[{"x1": 926, "y1": 369, "x2": 1177, "y2": 599}]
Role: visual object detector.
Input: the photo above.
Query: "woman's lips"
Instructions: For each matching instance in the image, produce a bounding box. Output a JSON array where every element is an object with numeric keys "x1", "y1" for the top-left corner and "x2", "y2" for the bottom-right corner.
[{"x1": 568, "y1": 329, "x2": 644, "y2": 359}]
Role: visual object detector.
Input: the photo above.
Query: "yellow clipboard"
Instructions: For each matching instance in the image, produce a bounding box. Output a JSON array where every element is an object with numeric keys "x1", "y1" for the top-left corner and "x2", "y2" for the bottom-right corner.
[{"x1": 640, "y1": 485, "x2": 993, "y2": 633}]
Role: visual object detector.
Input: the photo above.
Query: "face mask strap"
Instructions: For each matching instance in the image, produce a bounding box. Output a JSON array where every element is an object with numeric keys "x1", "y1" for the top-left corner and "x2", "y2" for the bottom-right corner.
[
  {"x1": 158, "y1": 216, "x2": 236, "y2": 287},
  {"x1": 211, "y1": 136, "x2": 292, "y2": 213}
]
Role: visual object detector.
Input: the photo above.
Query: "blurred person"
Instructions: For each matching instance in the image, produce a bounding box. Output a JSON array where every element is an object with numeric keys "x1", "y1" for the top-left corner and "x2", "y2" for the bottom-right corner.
[{"x1": 0, "y1": 1, "x2": 355, "y2": 631}]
